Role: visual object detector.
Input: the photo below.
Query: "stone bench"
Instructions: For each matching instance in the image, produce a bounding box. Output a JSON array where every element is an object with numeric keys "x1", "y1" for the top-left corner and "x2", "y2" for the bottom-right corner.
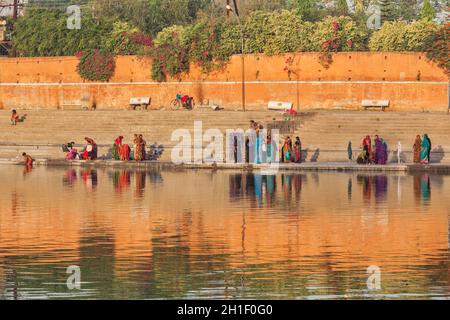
[
  {"x1": 60, "y1": 100, "x2": 90, "y2": 110},
  {"x1": 268, "y1": 101, "x2": 293, "y2": 111},
  {"x1": 129, "y1": 97, "x2": 151, "y2": 110},
  {"x1": 361, "y1": 100, "x2": 390, "y2": 111}
]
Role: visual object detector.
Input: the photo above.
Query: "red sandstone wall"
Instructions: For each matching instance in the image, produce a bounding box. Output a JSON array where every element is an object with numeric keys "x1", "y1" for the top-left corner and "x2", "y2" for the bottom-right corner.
[{"x1": 0, "y1": 52, "x2": 448, "y2": 111}]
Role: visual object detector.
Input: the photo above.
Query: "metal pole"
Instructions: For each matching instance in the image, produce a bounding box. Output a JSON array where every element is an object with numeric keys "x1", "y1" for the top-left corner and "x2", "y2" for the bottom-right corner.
[{"x1": 235, "y1": 14, "x2": 245, "y2": 112}]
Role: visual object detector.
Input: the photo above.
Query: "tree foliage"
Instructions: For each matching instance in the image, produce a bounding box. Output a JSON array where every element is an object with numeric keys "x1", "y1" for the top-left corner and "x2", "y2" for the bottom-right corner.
[
  {"x1": 425, "y1": 22, "x2": 449, "y2": 77},
  {"x1": 369, "y1": 19, "x2": 439, "y2": 51},
  {"x1": 421, "y1": 0, "x2": 436, "y2": 21},
  {"x1": 12, "y1": 8, "x2": 114, "y2": 57}
]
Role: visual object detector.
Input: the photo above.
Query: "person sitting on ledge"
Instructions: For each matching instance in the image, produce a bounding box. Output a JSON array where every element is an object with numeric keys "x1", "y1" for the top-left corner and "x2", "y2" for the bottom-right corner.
[
  {"x1": 22, "y1": 152, "x2": 34, "y2": 167},
  {"x1": 82, "y1": 137, "x2": 97, "y2": 160},
  {"x1": 65, "y1": 142, "x2": 78, "y2": 160}
]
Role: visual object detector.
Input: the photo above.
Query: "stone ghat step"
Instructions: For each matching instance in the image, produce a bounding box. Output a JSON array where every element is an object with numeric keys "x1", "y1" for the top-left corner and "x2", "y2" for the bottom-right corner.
[{"x1": 1, "y1": 146, "x2": 448, "y2": 164}]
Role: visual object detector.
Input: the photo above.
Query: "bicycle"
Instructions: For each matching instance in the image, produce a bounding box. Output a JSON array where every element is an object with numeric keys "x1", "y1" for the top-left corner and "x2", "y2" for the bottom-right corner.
[{"x1": 170, "y1": 94, "x2": 195, "y2": 111}]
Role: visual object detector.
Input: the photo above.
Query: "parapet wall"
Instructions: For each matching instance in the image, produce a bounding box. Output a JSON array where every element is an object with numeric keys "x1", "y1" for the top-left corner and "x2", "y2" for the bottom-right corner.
[{"x1": 0, "y1": 52, "x2": 448, "y2": 111}]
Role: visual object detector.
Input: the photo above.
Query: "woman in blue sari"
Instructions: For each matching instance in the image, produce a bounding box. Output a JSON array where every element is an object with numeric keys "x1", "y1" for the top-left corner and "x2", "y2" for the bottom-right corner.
[{"x1": 420, "y1": 134, "x2": 431, "y2": 164}]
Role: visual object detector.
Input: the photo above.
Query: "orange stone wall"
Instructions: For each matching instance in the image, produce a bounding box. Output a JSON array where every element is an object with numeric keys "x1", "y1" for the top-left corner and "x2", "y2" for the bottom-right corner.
[{"x1": 0, "y1": 52, "x2": 448, "y2": 111}]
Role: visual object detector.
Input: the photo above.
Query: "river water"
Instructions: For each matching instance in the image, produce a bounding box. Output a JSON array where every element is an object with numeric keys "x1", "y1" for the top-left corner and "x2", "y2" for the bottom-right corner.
[{"x1": 0, "y1": 166, "x2": 449, "y2": 299}]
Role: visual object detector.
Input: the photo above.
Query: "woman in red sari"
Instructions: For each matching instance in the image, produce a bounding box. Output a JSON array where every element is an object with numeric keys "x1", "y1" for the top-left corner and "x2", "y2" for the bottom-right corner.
[
  {"x1": 119, "y1": 140, "x2": 131, "y2": 161},
  {"x1": 294, "y1": 136, "x2": 302, "y2": 163},
  {"x1": 362, "y1": 135, "x2": 372, "y2": 164}
]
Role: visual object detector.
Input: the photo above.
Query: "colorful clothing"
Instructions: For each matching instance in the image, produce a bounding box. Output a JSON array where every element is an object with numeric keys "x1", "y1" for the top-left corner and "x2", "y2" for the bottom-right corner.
[
  {"x1": 112, "y1": 137, "x2": 122, "y2": 160},
  {"x1": 294, "y1": 138, "x2": 302, "y2": 163},
  {"x1": 413, "y1": 136, "x2": 422, "y2": 164},
  {"x1": 282, "y1": 138, "x2": 293, "y2": 163},
  {"x1": 374, "y1": 137, "x2": 387, "y2": 164},
  {"x1": 420, "y1": 134, "x2": 431, "y2": 164},
  {"x1": 362, "y1": 136, "x2": 372, "y2": 162}
]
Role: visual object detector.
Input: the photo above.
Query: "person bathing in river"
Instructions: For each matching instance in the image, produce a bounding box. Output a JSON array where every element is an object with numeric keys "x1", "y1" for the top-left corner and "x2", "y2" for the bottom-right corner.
[{"x1": 22, "y1": 152, "x2": 34, "y2": 167}]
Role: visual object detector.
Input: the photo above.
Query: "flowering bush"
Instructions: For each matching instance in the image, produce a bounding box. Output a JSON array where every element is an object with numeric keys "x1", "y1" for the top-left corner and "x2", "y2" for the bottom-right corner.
[
  {"x1": 187, "y1": 22, "x2": 228, "y2": 73},
  {"x1": 76, "y1": 49, "x2": 116, "y2": 82},
  {"x1": 316, "y1": 17, "x2": 367, "y2": 68},
  {"x1": 425, "y1": 23, "x2": 449, "y2": 77},
  {"x1": 148, "y1": 26, "x2": 190, "y2": 82}
]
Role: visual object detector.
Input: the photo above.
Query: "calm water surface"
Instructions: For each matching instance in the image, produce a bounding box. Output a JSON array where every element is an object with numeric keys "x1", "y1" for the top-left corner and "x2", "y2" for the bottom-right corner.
[{"x1": 0, "y1": 166, "x2": 449, "y2": 299}]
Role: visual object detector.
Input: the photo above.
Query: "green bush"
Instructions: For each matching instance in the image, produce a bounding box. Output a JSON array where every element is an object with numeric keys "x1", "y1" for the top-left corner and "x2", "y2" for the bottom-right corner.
[
  {"x1": 369, "y1": 19, "x2": 439, "y2": 51},
  {"x1": 12, "y1": 8, "x2": 114, "y2": 57}
]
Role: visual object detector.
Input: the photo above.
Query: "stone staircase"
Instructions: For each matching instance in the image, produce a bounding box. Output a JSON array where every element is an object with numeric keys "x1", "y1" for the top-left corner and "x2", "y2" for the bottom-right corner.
[
  {"x1": 0, "y1": 109, "x2": 284, "y2": 161},
  {"x1": 295, "y1": 111, "x2": 450, "y2": 163},
  {"x1": 0, "y1": 109, "x2": 449, "y2": 163}
]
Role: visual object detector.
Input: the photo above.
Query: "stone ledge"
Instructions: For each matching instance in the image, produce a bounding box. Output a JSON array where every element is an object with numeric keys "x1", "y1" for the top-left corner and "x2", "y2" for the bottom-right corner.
[{"x1": 1, "y1": 158, "x2": 450, "y2": 174}]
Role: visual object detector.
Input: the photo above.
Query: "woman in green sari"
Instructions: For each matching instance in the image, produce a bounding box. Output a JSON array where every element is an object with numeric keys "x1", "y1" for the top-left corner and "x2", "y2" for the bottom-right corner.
[{"x1": 420, "y1": 134, "x2": 431, "y2": 164}]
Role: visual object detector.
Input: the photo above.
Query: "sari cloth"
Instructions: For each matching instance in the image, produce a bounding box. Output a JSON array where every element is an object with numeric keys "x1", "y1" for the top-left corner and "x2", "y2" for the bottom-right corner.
[
  {"x1": 254, "y1": 129, "x2": 261, "y2": 164},
  {"x1": 112, "y1": 137, "x2": 122, "y2": 160},
  {"x1": 282, "y1": 138, "x2": 292, "y2": 163},
  {"x1": 266, "y1": 134, "x2": 272, "y2": 163},
  {"x1": 119, "y1": 144, "x2": 131, "y2": 161},
  {"x1": 413, "y1": 136, "x2": 422, "y2": 163},
  {"x1": 420, "y1": 134, "x2": 431, "y2": 164},
  {"x1": 294, "y1": 139, "x2": 302, "y2": 163}
]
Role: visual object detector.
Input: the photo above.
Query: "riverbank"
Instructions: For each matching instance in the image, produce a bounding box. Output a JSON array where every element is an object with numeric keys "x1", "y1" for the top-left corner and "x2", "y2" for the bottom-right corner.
[{"x1": 1, "y1": 158, "x2": 450, "y2": 174}]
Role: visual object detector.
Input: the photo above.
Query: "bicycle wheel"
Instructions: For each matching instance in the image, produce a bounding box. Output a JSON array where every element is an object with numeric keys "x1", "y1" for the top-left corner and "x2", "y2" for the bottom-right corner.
[{"x1": 170, "y1": 99, "x2": 179, "y2": 110}]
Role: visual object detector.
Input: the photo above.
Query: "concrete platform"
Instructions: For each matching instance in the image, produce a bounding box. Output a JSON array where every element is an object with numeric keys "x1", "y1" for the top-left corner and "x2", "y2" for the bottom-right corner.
[{"x1": 1, "y1": 158, "x2": 450, "y2": 174}]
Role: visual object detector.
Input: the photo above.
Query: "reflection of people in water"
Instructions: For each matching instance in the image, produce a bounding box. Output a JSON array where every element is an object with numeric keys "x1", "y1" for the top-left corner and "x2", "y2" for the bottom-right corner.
[
  {"x1": 265, "y1": 175, "x2": 276, "y2": 206},
  {"x1": 135, "y1": 171, "x2": 146, "y2": 197},
  {"x1": 254, "y1": 174, "x2": 263, "y2": 206},
  {"x1": 357, "y1": 175, "x2": 372, "y2": 204},
  {"x1": 229, "y1": 174, "x2": 243, "y2": 201},
  {"x1": 113, "y1": 170, "x2": 131, "y2": 193},
  {"x1": 81, "y1": 170, "x2": 98, "y2": 189},
  {"x1": 294, "y1": 174, "x2": 302, "y2": 201},
  {"x1": 414, "y1": 174, "x2": 431, "y2": 204},
  {"x1": 281, "y1": 174, "x2": 293, "y2": 204},
  {"x1": 374, "y1": 175, "x2": 388, "y2": 202},
  {"x1": 63, "y1": 169, "x2": 77, "y2": 186}
]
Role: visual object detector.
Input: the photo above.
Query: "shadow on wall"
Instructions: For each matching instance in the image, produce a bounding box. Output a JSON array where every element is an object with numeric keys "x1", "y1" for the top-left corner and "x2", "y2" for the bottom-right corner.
[
  {"x1": 431, "y1": 145, "x2": 445, "y2": 163},
  {"x1": 302, "y1": 148, "x2": 321, "y2": 162},
  {"x1": 390, "y1": 150, "x2": 409, "y2": 163}
]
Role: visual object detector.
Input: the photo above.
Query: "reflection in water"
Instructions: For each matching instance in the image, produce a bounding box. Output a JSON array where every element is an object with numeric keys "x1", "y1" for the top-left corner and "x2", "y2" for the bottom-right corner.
[
  {"x1": 111, "y1": 170, "x2": 131, "y2": 193},
  {"x1": 135, "y1": 171, "x2": 146, "y2": 198},
  {"x1": 63, "y1": 169, "x2": 77, "y2": 187},
  {"x1": 0, "y1": 167, "x2": 449, "y2": 299},
  {"x1": 414, "y1": 174, "x2": 431, "y2": 206},
  {"x1": 81, "y1": 170, "x2": 98, "y2": 190}
]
